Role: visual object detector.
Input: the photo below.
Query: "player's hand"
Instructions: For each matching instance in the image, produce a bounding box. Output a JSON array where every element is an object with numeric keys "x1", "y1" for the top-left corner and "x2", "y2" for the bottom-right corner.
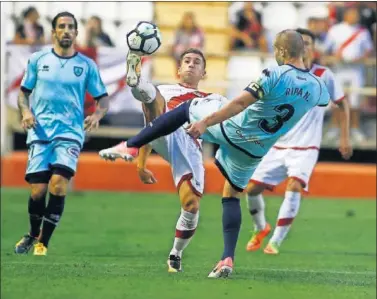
[
  {"x1": 186, "y1": 121, "x2": 207, "y2": 139},
  {"x1": 339, "y1": 139, "x2": 353, "y2": 160},
  {"x1": 84, "y1": 114, "x2": 100, "y2": 132},
  {"x1": 21, "y1": 109, "x2": 36, "y2": 130},
  {"x1": 137, "y1": 167, "x2": 157, "y2": 184}
]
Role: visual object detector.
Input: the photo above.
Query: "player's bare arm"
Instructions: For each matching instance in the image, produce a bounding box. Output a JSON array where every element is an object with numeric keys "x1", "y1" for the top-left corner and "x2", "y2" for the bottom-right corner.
[
  {"x1": 335, "y1": 98, "x2": 353, "y2": 160},
  {"x1": 17, "y1": 90, "x2": 36, "y2": 130},
  {"x1": 187, "y1": 91, "x2": 257, "y2": 138},
  {"x1": 84, "y1": 96, "x2": 109, "y2": 132},
  {"x1": 137, "y1": 145, "x2": 157, "y2": 184}
]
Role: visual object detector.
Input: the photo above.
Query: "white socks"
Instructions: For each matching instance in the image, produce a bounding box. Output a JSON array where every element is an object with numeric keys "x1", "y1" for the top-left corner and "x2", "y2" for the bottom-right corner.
[
  {"x1": 270, "y1": 191, "x2": 301, "y2": 245},
  {"x1": 130, "y1": 79, "x2": 157, "y2": 104},
  {"x1": 246, "y1": 194, "x2": 266, "y2": 231},
  {"x1": 170, "y1": 209, "x2": 199, "y2": 258}
]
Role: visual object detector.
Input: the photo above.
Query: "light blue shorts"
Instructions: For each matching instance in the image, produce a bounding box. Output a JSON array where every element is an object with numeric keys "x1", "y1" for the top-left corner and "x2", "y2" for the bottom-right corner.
[
  {"x1": 189, "y1": 95, "x2": 262, "y2": 191},
  {"x1": 25, "y1": 139, "x2": 81, "y2": 183}
]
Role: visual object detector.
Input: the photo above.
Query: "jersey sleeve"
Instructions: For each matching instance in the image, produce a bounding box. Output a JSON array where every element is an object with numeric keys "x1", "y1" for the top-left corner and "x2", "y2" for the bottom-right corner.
[
  {"x1": 317, "y1": 79, "x2": 331, "y2": 107},
  {"x1": 244, "y1": 67, "x2": 279, "y2": 100},
  {"x1": 324, "y1": 69, "x2": 345, "y2": 104},
  {"x1": 21, "y1": 52, "x2": 39, "y2": 92},
  {"x1": 87, "y1": 59, "x2": 108, "y2": 100}
]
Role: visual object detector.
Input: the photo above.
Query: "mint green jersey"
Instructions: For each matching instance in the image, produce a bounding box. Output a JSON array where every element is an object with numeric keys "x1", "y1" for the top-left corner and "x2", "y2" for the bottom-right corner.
[
  {"x1": 21, "y1": 48, "x2": 108, "y2": 148},
  {"x1": 222, "y1": 64, "x2": 330, "y2": 157}
]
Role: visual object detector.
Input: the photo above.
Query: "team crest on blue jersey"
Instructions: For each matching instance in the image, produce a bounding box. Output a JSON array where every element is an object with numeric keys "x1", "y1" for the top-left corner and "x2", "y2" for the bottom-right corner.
[
  {"x1": 73, "y1": 66, "x2": 83, "y2": 77},
  {"x1": 67, "y1": 146, "x2": 80, "y2": 158},
  {"x1": 262, "y1": 68, "x2": 270, "y2": 77}
]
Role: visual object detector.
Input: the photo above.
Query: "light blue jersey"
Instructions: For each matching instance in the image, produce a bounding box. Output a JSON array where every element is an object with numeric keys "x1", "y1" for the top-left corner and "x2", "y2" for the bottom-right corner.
[
  {"x1": 189, "y1": 64, "x2": 330, "y2": 190},
  {"x1": 222, "y1": 64, "x2": 330, "y2": 157},
  {"x1": 21, "y1": 48, "x2": 107, "y2": 148},
  {"x1": 21, "y1": 48, "x2": 107, "y2": 181}
]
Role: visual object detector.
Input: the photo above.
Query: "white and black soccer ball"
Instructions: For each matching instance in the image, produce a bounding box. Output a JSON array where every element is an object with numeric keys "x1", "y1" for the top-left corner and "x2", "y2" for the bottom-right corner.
[{"x1": 126, "y1": 21, "x2": 162, "y2": 56}]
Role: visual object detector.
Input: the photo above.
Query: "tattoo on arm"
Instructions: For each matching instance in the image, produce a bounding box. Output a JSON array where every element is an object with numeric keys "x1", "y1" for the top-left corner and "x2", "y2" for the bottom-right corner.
[
  {"x1": 94, "y1": 96, "x2": 109, "y2": 118},
  {"x1": 17, "y1": 90, "x2": 31, "y2": 114}
]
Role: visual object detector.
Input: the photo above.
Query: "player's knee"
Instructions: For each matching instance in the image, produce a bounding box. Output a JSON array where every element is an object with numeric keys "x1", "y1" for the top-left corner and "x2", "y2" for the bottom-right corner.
[
  {"x1": 181, "y1": 197, "x2": 200, "y2": 214},
  {"x1": 246, "y1": 182, "x2": 265, "y2": 196},
  {"x1": 222, "y1": 180, "x2": 242, "y2": 198},
  {"x1": 49, "y1": 175, "x2": 69, "y2": 196},
  {"x1": 178, "y1": 180, "x2": 201, "y2": 213},
  {"x1": 30, "y1": 184, "x2": 48, "y2": 200},
  {"x1": 131, "y1": 81, "x2": 157, "y2": 104},
  {"x1": 286, "y1": 178, "x2": 304, "y2": 193}
]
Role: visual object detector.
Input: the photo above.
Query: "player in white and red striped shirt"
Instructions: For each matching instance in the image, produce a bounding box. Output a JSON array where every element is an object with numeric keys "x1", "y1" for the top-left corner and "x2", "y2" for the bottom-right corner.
[
  {"x1": 323, "y1": 7, "x2": 374, "y2": 144},
  {"x1": 244, "y1": 28, "x2": 353, "y2": 255},
  {"x1": 100, "y1": 48, "x2": 213, "y2": 272}
]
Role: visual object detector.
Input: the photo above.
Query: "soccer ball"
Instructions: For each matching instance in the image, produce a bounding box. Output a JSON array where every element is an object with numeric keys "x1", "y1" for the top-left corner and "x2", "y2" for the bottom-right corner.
[{"x1": 126, "y1": 21, "x2": 162, "y2": 56}]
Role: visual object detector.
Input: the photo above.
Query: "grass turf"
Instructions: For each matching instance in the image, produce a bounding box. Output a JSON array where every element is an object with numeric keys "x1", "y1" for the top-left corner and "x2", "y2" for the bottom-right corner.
[{"x1": 1, "y1": 188, "x2": 376, "y2": 299}]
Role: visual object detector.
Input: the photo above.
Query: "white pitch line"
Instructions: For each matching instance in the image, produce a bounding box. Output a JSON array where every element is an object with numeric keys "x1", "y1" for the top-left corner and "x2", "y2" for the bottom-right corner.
[{"x1": 1, "y1": 261, "x2": 375, "y2": 276}]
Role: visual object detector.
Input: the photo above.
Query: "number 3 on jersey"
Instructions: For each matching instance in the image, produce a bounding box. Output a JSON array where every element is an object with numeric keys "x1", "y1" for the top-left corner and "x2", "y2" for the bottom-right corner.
[{"x1": 258, "y1": 104, "x2": 295, "y2": 134}]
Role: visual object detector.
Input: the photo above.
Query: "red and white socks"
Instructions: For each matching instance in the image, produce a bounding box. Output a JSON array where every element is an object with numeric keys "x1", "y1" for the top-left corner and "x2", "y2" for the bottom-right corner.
[
  {"x1": 270, "y1": 191, "x2": 301, "y2": 245},
  {"x1": 169, "y1": 209, "x2": 199, "y2": 258}
]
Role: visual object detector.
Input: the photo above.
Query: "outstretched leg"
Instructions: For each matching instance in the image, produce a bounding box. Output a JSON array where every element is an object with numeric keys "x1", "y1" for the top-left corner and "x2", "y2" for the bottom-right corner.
[
  {"x1": 99, "y1": 52, "x2": 169, "y2": 161},
  {"x1": 99, "y1": 100, "x2": 191, "y2": 160}
]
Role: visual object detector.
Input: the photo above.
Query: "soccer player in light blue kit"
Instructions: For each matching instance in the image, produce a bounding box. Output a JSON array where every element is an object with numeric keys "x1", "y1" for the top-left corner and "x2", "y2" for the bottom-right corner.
[
  {"x1": 15, "y1": 12, "x2": 109, "y2": 256},
  {"x1": 100, "y1": 30, "x2": 330, "y2": 277}
]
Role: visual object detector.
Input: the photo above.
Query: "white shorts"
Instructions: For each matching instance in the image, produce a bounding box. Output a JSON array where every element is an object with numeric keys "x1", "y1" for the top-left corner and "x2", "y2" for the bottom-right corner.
[
  {"x1": 250, "y1": 147, "x2": 319, "y2": 192},
  {"x1": 150, "y1": 126, "x2": 204, "y2": 196}
]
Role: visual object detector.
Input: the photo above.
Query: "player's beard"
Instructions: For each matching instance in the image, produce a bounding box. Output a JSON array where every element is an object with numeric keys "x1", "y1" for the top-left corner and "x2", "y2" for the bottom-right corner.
[{"x1": 58, "y1": 38, "x2": 73, "y2": 49}]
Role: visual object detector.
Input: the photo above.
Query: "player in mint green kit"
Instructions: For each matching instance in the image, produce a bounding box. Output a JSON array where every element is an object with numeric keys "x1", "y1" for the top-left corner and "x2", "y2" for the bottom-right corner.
[
  {"x1": 102, "y1": 29, "x2": 330, "y2": 277},
  {"x1": 14, "y1": 11, "x2": 109, "y2": 256}
]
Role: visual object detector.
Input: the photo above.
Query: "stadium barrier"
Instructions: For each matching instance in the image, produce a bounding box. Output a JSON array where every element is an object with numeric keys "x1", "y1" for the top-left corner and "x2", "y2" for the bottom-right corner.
[{"x1": 2, "y1": 152, "x2": 375, "y2": 199}]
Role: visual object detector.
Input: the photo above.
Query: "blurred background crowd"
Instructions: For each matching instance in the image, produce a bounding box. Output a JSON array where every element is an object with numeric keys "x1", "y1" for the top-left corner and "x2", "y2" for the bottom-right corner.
[{"x1": 2, "y1": 2, "x2": 376, "y2": 155}]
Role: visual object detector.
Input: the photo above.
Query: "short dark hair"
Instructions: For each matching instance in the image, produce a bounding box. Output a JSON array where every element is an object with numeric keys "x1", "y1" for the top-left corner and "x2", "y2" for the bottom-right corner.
[
  {"x1": 23, "y1": 6, "x2": 37, "y2": 19},
  {"x1": 296, "y1": 28, "x2": 316, "y2": 43},
  {"x1": 179, "y1": 48, "x2": 206, "y2": 69},
  {"x1": 52, "y1": 11, "x2": 78, "y2": 30},
  {"x1": 89, "y1": 16, "x2": 103, "y2": 31}
]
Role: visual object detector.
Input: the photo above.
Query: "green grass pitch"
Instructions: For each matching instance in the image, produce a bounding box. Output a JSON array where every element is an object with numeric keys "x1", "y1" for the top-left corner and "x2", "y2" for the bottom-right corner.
[{"x1": 1, "y1": 188, "x2": 376, "y2": 299}]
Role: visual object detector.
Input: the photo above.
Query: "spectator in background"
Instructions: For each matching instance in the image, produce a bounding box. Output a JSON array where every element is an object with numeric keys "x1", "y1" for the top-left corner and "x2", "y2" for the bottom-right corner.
[
  {"x1": 358, "y1": 2, "x2": 376, "y2": 39},
  {"x1": 13, "y1": 6, "x2": 45, "y2": 45},
  {"x1": 230, "y1": 2, "x2": 268, "y2": 52},
  {"x1": 328, "y1": 2, "x2": 346, "y2": 25},
  {"x1": 75, "y1": 16, "x2": 114, "y2": 118},
  {"x1": 331, "y1": 2, "x2": 376, "y2": 37},
  {"x1": 171, "y1": 12, "x2": 205, "y2": 67},
  {"x1": 83, "y1": 16, "x2": 114, "y2": 48},
  {"x1": 322, "y1": 6, "x2": 374, "y2": 144},
  {"x1": 307, "y1": 7, "x2": 330, "y2": 61}
]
